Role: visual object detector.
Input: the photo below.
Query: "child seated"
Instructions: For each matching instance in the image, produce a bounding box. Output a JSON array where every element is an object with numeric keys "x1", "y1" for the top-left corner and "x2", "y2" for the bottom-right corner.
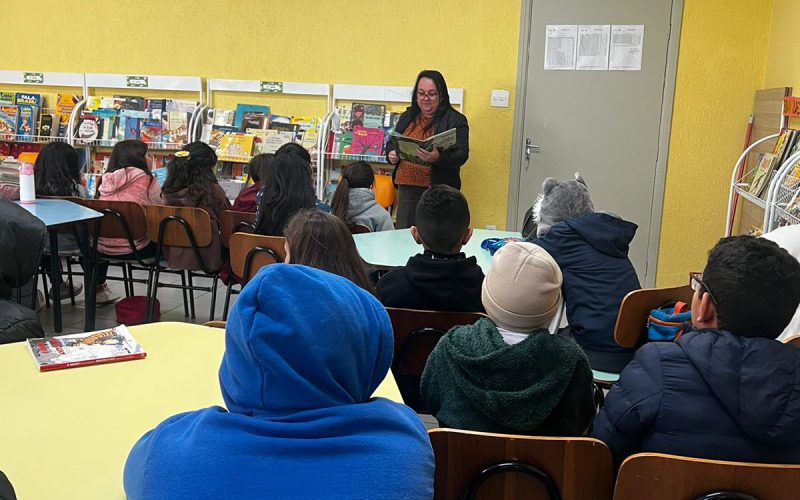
[
  {"x1": 421, "y1": 242, "x2": 594, "y2": 435},
  {"x1": 284, "y1": 209, "x2": 375, "y2": 293},
  {"x1": 253, "y1": 152, "x2": 317, "y2": 236},
  {"x1": 161, "y1": 142, "x2": 231, "y2": 271},
  {"x1": 231, "y1": 153, "x2": 271, "y2": 213},
  {"x1": 330, "y1": 161, "x2": 394, "y2": 232},
  {"x1": 528, "y1": 174, "x2": 640, "y2": 373},
  {"x1": 376, "y1": 185, "x2": 484, "y2": 312},
  {"x1": 123, "y1": 265, "x2": 434, "y2": 499}
]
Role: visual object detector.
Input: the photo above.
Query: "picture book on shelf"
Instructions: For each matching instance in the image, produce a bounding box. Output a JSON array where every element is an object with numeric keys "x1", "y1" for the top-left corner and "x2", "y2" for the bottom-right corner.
[
  {"x1": 235, "y1": 104, "x2": 269, "y2": 131},
  {"x1": 337, "y1": 131, "x2": 353, "y2": 154},
  {"x1": 351, "y1": 103, "x2": 385, "y2": 129},
  {"x1": 391, "y1": 127, "x2": 457, "y2": 165},
  {"x1": 0, "y1": 106, "x2": 18, "y2": 138},
  {"x1": 39, "y1": 114, "x2": 57, "y2": 138},
  {"x1": 15, "y1": 93, "x2": 42, "y2": 108},
  {"x1": 258, "y1": 130, "x2": 294, "y2": 154},
  {"x1": 212, "y1": 109, "x2": 235, "y2": 127},
  {"x1": 26, "y1": 325, "x2": 146, "y2": 372},
  {"x1": 152, "y1": 167, "x2": 167, "y2": 187},
  {"x1": 76, "y1": 114, "x2": 100, "y2": 144},
  {"x1": 351, "y1": 126, "x2": 385, "y2": 155},
  {"x1": 0, "y1": 92, "x2": 14, "y2": 105},
  {"x1": 166, "y1": 111, "x2": 189, "y2": 145},
  {"x1": 141, "y1": 119, "x2": 162, "y2": 145},
  {"x1": 217, "y1": 134, "x2": 255, "y2": 161},
  {"x1": 114, "y1": 95, "x2": 145, "y2": 111},
  {"x1": 55, "y1": 94, "x2": 81, "y2": 137},
  {"x1": 749, "y1": 152, "x2": 776, "y2": 197},
  {"x1": 15, "y1": 105, "x2": 38, "y2": 141}
]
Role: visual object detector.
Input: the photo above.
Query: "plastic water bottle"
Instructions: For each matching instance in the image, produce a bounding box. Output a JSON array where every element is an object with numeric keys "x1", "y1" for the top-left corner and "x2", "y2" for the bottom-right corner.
[{"x1": 19, "y1": 162, "x2": 36, "y2": 204}]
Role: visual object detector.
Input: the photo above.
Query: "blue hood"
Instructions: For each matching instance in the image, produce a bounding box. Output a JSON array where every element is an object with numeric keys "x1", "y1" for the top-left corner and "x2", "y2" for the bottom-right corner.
[
  {"x1": 557, "y1": 212, "x2": 637, "y2": 258},
  {"x1": 220, "y1": 264, "x2": 393, "y2": 416},
  {"x1": 679, "y1": 330, "x2": 800, "y2": 443}
]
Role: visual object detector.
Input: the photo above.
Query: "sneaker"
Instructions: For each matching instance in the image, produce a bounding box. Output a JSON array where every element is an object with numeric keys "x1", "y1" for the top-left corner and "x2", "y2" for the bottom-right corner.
[
  {"x1": 95, "y1": 283, "x2": 120, "y2": 305},
  {"x1": 49, "y1": 282, "x2": 83, "y2": 301}
]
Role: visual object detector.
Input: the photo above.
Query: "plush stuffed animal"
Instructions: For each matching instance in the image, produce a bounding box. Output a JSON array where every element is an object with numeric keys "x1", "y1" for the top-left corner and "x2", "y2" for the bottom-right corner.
[{"x1": 531, "y1": 173, "x2": 594, "y2": 238}]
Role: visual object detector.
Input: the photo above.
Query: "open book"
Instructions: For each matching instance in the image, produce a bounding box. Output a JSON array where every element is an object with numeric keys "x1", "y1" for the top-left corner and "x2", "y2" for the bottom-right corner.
[
  {"x1": 27, "y1": 325, "x2": 146, "y2": 371},
  {"x1": 391, "y1": 127, "x2": 457, "y2": 165}
]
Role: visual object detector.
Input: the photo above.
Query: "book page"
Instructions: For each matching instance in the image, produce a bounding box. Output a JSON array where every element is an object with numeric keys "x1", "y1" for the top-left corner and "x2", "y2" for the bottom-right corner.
[
  {"x1": 544, "y1": 25, "x2": 577, "y2": 70},
  {"x1": 576, "y1": 25, "x2": 611, "y2": 70},
  {"x1": 609, "y1": 25, "x2": 645, "y2": 71}
]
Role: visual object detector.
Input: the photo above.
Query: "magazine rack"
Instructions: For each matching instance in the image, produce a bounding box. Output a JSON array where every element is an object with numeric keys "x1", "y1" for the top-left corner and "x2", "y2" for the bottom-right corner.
[
  {"x1": 764, "y1": 150, "x2": 800, "y2": 232},
  {"x1": 0, "y1": 70, "x2": 86, "y2": 145},
  {"x1": 319, "y1": 83, "x2": 465, "y2": 200}
]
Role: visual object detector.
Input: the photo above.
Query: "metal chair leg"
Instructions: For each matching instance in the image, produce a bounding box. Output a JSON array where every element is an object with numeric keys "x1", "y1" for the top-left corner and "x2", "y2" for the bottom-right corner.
[
  {"x1": 209, "y1": 274, "x2": 219, "y2": 322},
  {"x1": 121, "y1": 264, "x2": 131, "y2": 298},
  {"x1": 223, "y1": 282, "x2": 233, "y2": 321},
  {"x1": 187, "y1": 271, "x2": 196, "y2": 319},
  {"x1": 66, "y1": 257, "x2": 76, "y2": 306},
  {"x1": 180, "y1": 271, "x2": 189, "y2": 317},
  {"x1": 41, "y1": 269, "x2": 51, "y2": 309}
]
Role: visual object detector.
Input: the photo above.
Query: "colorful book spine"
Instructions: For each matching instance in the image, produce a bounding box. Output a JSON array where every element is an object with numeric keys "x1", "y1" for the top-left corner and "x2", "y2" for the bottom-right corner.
[{"x1": 16, "y1": 105, "x2": 38, "y2": 141}]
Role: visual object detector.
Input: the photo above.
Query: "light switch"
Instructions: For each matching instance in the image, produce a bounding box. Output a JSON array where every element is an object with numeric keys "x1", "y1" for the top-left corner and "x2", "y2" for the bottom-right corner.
[{"x1": 491, "y1": 89, "x2": 510, "y2": 108}]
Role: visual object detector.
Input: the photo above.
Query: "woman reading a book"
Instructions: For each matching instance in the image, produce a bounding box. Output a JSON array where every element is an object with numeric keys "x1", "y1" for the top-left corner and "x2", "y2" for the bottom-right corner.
[{"x1": 385, "y1": 69, "x2": 469, "y2": 228}]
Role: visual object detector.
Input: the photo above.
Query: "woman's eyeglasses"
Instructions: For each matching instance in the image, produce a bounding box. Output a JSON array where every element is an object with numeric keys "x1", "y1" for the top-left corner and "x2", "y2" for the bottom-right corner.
[
  {"x1": 416, "y1": 92, "x2": 439, "y2": 101},
  {"x1": 689, "y1": 272, "x2": 718, "y2": 305}
]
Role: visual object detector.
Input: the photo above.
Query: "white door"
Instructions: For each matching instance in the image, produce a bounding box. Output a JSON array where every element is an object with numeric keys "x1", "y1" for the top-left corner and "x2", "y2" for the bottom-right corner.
[{"x1": 509, "y1": 0, "x2": 681, "y2": 285}]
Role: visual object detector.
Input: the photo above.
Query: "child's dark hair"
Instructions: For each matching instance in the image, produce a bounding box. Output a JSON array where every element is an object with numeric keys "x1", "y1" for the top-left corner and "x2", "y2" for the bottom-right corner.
[
  {"x1": 33, "y1": 142, "x2": 82, "y2": 196},
  {"x1": 703, "y1": 236, "x2": 800, "y2": 339},
  {"x1": 247, "y1": 153, "x2": 273, "y2": 184},
  {"x1": 330, "y1": 161, "x2": 375, "y2": 222},
  {"x1": 415, "y1": 185, "x2": 470, "y2": 253},
  {"x1": 275, "y1": 142, "x2": 311, "y2": 164},
  {"x1": 284, "y1": 209, "x2": 374, "y2": 294},
  {"x1": 97, "y1": 139, "x2": 151, "y2": 197},
  {"x1": 161, "y1": 142, "x2": 219, "y2": 208},
  {"x1": 255, "y1": 153, "x2": 317, "y2": 235}
]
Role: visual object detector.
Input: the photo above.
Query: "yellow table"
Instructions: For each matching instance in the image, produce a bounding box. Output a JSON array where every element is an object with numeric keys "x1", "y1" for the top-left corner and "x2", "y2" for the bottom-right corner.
[{"x1": 0, "y1": 322, "x2": 403, "y2": 499}]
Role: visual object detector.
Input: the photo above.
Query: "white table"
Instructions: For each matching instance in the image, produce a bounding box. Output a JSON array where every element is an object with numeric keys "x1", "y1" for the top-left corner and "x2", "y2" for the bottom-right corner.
[
  {"x1": 16, "y1": 199, "x2": 103, "y2": 332},
  {"x1": 353, "y1": 228, "x2": 522, "y2": 272}
]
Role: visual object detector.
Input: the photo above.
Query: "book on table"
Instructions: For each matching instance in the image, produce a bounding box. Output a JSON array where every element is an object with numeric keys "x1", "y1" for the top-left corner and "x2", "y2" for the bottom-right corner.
[
  {"x1": 27, "y1": 325, "x2": 146, "y2": 372},
  {"x1": 391, "y1": 127, "x2": 457, "y2": 165}
]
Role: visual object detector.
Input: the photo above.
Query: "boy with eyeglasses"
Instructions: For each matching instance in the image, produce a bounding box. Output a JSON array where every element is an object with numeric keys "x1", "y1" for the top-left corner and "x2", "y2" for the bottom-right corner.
[{"x1": 593, "y1": 236, "x2": 800, "y2": 466}]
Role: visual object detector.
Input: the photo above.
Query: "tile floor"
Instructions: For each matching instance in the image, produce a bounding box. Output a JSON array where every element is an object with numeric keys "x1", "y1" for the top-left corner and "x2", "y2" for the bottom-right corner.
[{"x1": 36, "y1": 265, "x2": 234, "y2": 335}]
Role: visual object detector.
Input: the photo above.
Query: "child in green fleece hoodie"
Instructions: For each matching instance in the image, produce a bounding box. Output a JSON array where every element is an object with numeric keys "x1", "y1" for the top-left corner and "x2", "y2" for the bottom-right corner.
[{"x1": 421, "y1": 241, "x2": 595, "y2": 436}]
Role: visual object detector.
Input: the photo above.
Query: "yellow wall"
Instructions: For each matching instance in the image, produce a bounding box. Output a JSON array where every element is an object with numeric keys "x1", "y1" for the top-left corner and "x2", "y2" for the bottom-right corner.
[
  {"x1": 763, "y1": 0, "x2": 800, "y2": 132},
  {"x1": 0, "y1": 0, "x2": 521, "y2": 229},
  {"x1": 655, "y1": 0, "x2": 774, "y2": 286}
]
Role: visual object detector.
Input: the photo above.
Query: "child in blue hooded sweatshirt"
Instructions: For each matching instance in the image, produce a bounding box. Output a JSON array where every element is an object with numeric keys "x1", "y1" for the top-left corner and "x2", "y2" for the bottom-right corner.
[{"x1": 123, "y1": 265, "x2": 434, "y2": 499}]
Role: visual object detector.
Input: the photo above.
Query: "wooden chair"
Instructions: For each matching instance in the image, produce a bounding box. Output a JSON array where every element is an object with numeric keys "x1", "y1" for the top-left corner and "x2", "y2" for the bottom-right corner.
[
  {"x1": 349, "y1": 223, "x2": 371, "y2": 234},
  {"x1": 429, "y1": 428, "x2": 613, "y2": 500},
  {"x1": 385, "y1": 307, "x2": 486, "y2": 413},
  {"x1": 144, "y1": 205, "x2": 221, "y2": 323},
  {"x1": 227, "y1": 232, "x2": 286, "y2": 303},
  {"x1": 593, "y1": 284, "x2": 694, "y2": 388},
  {"x1": 219, "y1": 210, "x2": 255, "y2": 249},
  {"x1": 613, "y1": 453, "x2": 800, "y2": 500},
  {"x1": 783, "y1": 335, "x2": 800, "y2": 347},
  {"x1": 203, "y1": 320, "x2": 226, "y2": 329}
]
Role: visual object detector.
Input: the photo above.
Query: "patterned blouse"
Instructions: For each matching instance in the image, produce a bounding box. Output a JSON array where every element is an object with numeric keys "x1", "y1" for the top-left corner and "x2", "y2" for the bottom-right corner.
[{"x1": 394, "y1": 114, "x2": 433, "y2": 188}]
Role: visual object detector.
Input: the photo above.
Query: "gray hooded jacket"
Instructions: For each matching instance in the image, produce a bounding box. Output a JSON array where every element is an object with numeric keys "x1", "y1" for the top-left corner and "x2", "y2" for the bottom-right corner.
[{"x1": 346, "y1": 188, "x2": 394, "y2": 232}]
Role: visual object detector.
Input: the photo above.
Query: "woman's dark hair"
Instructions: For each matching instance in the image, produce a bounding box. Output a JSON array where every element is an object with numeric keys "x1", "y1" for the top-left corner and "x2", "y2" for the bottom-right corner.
[
  {"x1": 284, "y1": 209, "x2": 374, "y2": 294},
  {"x1": 275, "y1": 142, "x2": 311, "y2": 164},
  {"x1": 33, "y1": 142, "x2": 82, "y2": 196},
  {"x1": 330, "y1": 161, "x2": 375, "y2": 222},
  {"x1": 97, "y1": 139, "x2": 151, "y2": 197},
  {"x1": 247, "y1": 153, "x2": 273, "y2": 184},
  {"x1": 409, "y1": 69, "x2": 454, "y2": 132},
  {"x1": 161, "y1": 141, "x2": 219, "y2": 208},
  {"x1": 255, "y1": 153, "x2": 316, "y2": 235}
]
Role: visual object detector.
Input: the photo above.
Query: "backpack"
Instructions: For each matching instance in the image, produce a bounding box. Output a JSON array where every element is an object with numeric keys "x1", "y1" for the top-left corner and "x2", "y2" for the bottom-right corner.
[{"x1": 647, "y1": 301, "x2": 691, "y2": 342}]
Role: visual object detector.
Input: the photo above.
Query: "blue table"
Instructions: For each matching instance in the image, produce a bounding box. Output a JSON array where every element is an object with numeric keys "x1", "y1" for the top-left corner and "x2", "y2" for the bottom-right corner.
[
  {"x1": 16, "y1": 199, "x2": 103, "y2": 333},
  {"x1": 353, "y1": 228, "x2": 522, "y2": 273}
]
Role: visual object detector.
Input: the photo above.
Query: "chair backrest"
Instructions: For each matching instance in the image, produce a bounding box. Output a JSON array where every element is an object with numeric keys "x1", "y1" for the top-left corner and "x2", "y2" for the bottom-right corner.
[
  {"x1": 386, "y1": 307, "x2": 486, "y2": 413},
  {"x1": 203, "y1": 320, "x2": 226, "y2": 329},
  {"x1": 613, "y1": 453, "x2": 800, "y2": 500},
  {"x1": 229, "y1": 232, "x2": 286, "y2": 284},
  {"x1": 79, "y1": 199, "x2": 148, "y2": 242},
  {"x1": 614, "y1": 285, "x2": 694, "y2": 348},
  {"x1": 219, "y1": 210, "x2": 255, "y2": 248},
  {"x1": 429, "y1": 428, "x2": 613, "y2": 500},
  {"x1": 783, "y1": 335, "x2": 800, "y2": 347},
  {"x1": 349, "y1": 223, "x2": 371, "y2": 234},
  {"x1": 144, "y1": 204, "x2": 213, "y2": 248}
]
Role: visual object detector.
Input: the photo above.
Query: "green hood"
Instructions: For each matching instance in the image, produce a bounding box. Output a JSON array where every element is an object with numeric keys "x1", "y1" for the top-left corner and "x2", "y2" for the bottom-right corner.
[{"x1": 421, "y1": 318, "x2": 594, "y2": 435}]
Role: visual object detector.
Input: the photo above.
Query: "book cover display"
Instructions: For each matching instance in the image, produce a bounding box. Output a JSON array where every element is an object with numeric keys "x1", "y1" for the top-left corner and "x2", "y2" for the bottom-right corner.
[
  {"x1": 27, "y1": 325, "x2": 146, "y2": 372},
  {"x1": 217, "y1": 134, "x2": 255, "y2": 161},
  {"x1": 0, "y1": 106, "x2": 18, "y2": 138},
  {"x1": 351, "y1": 126, "x2": 385, "y2": 155},
  {"x1": 15, "y1": 104, "x2": 38, "y2": 141},
  {"x1": 234, "y1": 104, "x2": 269, "y2": 130},
  {"x1": 391, "y1": 127, "x2": 457, "y2": 165},
  {"x1": 351, "y1": 103, "x2": 385, "y2": 129}
]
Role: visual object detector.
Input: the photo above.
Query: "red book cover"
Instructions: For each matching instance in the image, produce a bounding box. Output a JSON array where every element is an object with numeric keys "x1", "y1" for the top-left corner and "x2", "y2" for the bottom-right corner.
[
  {"x1": 27, "y1": 326, "x2": 146, "y2": 372},
  {"x1": 351, "y1": 126, "x2": 385, "y2": 156}
]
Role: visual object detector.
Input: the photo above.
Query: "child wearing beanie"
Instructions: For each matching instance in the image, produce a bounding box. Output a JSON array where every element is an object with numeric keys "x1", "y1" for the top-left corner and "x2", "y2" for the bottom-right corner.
[{"x1": 420, "y1": 241, "x2": 595, "y2": 436}]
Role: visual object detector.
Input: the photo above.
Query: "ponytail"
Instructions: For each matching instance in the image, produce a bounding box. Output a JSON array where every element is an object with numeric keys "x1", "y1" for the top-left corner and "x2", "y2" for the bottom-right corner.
[{"x1": 330, "y1": 174, "x2": 351, "y2": 221}]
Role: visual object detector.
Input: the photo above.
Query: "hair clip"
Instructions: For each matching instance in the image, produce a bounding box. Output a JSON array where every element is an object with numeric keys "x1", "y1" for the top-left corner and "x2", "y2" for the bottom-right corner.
[{"x1": 175, "y1": 151, "x2": 190, "y2": 158}]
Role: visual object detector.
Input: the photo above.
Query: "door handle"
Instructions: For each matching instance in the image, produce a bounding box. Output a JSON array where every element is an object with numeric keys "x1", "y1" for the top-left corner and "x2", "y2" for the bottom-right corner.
[{"x1": 525, "y1": 138, "x2": 540, "y2": 160}]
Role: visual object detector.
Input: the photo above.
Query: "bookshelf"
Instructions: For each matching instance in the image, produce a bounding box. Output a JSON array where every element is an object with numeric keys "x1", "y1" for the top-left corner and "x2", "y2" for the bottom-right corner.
[
  {"x1": 320, "y1": 83, "x2": 465, "y2": 200},
  {"x1": 204, "y1": 78, "x2": 330, "y2": 199}
]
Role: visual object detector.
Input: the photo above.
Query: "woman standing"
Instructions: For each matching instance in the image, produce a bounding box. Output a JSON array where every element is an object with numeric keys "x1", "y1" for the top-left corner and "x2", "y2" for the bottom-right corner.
[{"x1": 385, "y1": 70, "x2": 469, "y2": 228}]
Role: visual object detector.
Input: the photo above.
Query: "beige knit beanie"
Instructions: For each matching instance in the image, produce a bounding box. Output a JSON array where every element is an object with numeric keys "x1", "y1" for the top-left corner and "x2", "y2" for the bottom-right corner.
[{"x1": 481, "y1": 242, "x2": 562, "y2": 332}]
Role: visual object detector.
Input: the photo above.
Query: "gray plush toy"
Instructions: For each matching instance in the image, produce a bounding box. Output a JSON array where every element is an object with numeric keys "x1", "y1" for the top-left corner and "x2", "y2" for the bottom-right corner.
[{"x1": 531, "y1": 173, "x2": 594, "y2": 238}]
